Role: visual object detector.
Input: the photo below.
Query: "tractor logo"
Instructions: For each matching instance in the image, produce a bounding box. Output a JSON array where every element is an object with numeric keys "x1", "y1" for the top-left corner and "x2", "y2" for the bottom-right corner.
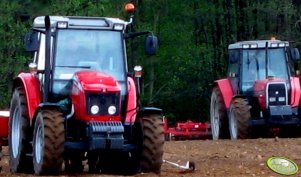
[{"x1": 267, "y1": 157, "x2": 298, "y2": 175}]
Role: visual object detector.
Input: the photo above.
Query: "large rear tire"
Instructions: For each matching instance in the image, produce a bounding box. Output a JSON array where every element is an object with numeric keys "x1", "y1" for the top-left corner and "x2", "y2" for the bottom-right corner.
[
  {"x1": 33, "y1": 109, "x2": 65, "y2": 175},
  {"x1": 210, "y1": 87, "x2": 229, "y2": 140},
  {"x1": 228, "y1": 98, "x2": 251, "y2": 139},
  {"x1": 141, "y1": 114, "x2": 164, "y2": 173},
  {"x1": 9, "y1": 87, "x2": 32, "y2": 172}
]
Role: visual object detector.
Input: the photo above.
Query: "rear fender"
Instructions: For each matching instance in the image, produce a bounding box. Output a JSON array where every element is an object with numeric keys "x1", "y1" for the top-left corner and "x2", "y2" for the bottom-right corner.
[
  {"x1": 290, "y1": 77, "x2": 301, "y2": 107},
  {"x1": 215, "y1": 79, "x2": 234, "y2": 109},
  {"x1": 13, "y1": 73, "x2": 41, "y2": 120}
]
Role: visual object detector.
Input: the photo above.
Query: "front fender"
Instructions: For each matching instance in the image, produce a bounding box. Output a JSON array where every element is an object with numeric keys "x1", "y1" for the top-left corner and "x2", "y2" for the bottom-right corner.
[
  {"x1": 124, "y1": 77, "x2": 138, "y2": 125},
  {"x1": 290, "y1": 77, "x2": 301, "y2": 107},
  {"x1": 13, "y1": 73, "x2": 41, "y2": 120},
  {"x1": 137, "y1": 107, "x2": 162, "y2": 117},
  {"x1": 31, "y1": 103, "x2": 62, "y2": 127}
]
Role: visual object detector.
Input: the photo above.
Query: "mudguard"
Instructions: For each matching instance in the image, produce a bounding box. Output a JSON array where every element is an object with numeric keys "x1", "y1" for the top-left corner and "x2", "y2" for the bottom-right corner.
[
  {"x1": 290, "y1": 77, "x2": 301, "y2": 107},
  {"x1": 215, "y1": 78, "x2": 234, "y2": 109},
  {"x1": 137, "y1": 107, "x2": 162, "y2": 117},
  {"x1": 125, "y1": 77, "x2": 137, "y2": 125},
  {"x1": 13, "y1": 73, "x2": 41, "y2": 120}
]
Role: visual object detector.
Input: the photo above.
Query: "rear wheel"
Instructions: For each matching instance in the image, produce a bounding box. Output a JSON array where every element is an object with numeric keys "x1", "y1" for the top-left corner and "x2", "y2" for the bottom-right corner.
[
  {"x1": 141, "y1": 114, "x2": 164, "y2": 173},
  {"x1": 210, "y1": 87, "x2": 228, "y2": 140},
  {"x1": 33, "y1": 109, "x2": 65, "y2": 175},
  {"x1": 228, "y1": 98, "x2": 251, "y2": 139},
  {"x1": 9, "y1": 87, "x2": 32, "y2": 172}
]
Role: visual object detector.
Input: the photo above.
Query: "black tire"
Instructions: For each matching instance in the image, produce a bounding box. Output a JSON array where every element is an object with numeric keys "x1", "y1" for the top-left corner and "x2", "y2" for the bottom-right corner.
[
  {"x1": 96, "y1": 119, "x2": 143, "y2": 175},
  {"x1": 141, "y1": 114, "x2": 164, "y2": 173},
  {"x1": 33, "y1": 109, "x2": 65, "y2": 175},
  {"x1": 9, "y1": 87, "x2": 33, "y2": 172},
  {"x1": 64, "y1": 150, "x2": 84, "y2": 173},
  {"x1": 210, "y1": 87, "x2": 229, "y2": 140},
  {"x1": 228, "y1": 98, "x2": 251, "y2": 139},
  {"x1": 88, "y1": 150, "x2": 101, "y2": 173}
]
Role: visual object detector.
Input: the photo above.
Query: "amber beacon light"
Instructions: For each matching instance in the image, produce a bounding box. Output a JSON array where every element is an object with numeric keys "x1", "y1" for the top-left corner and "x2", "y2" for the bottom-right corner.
[{"x1": 125, "y1": 3, "x2": 135, "y2": 13}]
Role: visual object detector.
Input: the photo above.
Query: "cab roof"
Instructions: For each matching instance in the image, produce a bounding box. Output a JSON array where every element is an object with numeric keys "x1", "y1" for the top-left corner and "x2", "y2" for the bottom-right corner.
[
  {"x1": 33, "y1": 16, "x2": 128, "y2": 30},
  {"x1": 228, "y1": 40, "x2": 289, "y2": 49}
]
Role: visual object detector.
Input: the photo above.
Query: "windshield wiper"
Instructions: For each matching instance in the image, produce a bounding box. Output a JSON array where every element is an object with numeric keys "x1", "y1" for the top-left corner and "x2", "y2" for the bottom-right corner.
[{"x1": 56, "y1": 65, "x2": 91, "y2": 69}]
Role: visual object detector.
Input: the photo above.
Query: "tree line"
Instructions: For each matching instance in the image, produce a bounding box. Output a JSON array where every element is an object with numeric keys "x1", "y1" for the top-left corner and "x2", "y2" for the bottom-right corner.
[{"x1": 0, "y1": 0, "x2": 301, "y2": 124}]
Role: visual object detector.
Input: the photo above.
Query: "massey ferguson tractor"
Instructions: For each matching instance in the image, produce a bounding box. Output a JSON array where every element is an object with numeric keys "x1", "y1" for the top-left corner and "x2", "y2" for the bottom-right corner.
[
  {"x1": 1, "y1": 4, "x2": 164, "y2": 175},
  {"x1": 210, "y1": 39, "x2": 301, "y2": 140}
]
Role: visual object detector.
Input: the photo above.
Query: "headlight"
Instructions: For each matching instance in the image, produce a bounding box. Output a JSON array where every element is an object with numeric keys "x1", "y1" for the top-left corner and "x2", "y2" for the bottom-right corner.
[
  {"x1": 269, "y1": 97, "x2": 276, "y2": 102},
  {"x1": 279, "y1": 97, "x2": 285, "y2": 102},
  {"x1": 91, "y1": 105, "x2": 99, "y2": 115},
  {"x1": 108, "y1": 105, "x2": 117, "y2": 115}
]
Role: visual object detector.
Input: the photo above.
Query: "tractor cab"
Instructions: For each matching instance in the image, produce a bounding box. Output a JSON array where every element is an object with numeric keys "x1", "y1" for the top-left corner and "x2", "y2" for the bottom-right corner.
[
  {"x1": 28, "y1": 16, "x2": 128, "y2": 102},
  {"x1": 228, "y1": 40, "x2": 299, "y2": 96}
]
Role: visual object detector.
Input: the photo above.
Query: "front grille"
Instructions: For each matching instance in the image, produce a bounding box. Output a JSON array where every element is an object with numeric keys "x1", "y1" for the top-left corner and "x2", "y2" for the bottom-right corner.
[
  {"x1": 267, "y1": 83, "x2": 287, "y2": 106},
  {"x1": 86, "y1": 92, "x2": 120, "y2": 115}
]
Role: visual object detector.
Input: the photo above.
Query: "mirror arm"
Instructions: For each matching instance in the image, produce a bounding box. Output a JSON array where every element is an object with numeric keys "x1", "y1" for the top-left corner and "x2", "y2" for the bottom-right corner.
[{"x1": 124, "y1": 31, "x2": 152, "y2": 39}]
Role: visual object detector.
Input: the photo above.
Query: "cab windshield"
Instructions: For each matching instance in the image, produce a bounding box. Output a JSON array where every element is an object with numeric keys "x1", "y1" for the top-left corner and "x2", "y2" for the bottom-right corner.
[
  {"x1": 54, "y1": 29, "x2": 125, "y2": 81},
  {"x1": 241, "y1": 48, "x2": 288, "y2": 91}
]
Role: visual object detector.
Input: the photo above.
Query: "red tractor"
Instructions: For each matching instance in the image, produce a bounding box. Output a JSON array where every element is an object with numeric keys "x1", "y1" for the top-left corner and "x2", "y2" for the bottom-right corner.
[
  {"x1": 210, "y1": 39, "x2": 301, "y2": 140},
  {"x1": 1, "y1": 4, "x2": 164, "y2": 175}
]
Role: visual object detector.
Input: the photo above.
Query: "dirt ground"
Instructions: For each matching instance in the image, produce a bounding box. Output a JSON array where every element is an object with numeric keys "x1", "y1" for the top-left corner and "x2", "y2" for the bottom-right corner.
[{"x1": 1, "y1": 138, "x2": 301, "y2": 177}]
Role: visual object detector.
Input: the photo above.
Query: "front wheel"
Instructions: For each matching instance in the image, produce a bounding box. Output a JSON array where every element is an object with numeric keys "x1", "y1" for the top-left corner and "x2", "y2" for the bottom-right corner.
[
  {"x1": 228, "y1": 98, "x2": 251, "y2": 140},
  {"x1": 141, "y1": 114, "x2": 164, "y2": 173},
  {"x1": 33, "y1": 109, "x2": 65, "y2": 175}
]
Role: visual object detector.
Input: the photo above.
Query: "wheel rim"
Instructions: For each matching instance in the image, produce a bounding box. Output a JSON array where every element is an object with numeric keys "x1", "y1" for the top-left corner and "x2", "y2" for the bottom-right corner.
[
  {"x1": 229, "y1": 108, "x2": 237, "y2": 139},
  {"x1": 211, "y1": 95, "x2": 220, "y2": 139},
  {"x1": 34, "y1": 123, "x2": 43, "y2": 164},
  {"x1": 12, "y1": 107, "x2": 21, "y2": 158}
]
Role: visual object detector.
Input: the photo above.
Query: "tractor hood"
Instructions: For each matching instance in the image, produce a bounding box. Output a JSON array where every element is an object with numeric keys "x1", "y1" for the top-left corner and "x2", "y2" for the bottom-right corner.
[
  {"x1": 73, "y1": 70, "x2": 120, "y2": 92},
  {"x1": 253, "y1": 77, "x2": 286, "y2": 93},
  {"x1": 253, "y1": 77, "x2": 287, "y2": 110}
]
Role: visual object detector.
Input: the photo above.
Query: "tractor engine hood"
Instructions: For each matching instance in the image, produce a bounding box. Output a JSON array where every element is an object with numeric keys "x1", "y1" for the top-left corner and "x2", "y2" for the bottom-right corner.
[
  {"x1": 74, "y1": 70, "x2": 120, "y2": 92},
  {"x1": 253, "y1": 77, "x2": 287, "y2": 110},
  {"x1": 71, "y1": 70, "x2": 121, "y2": 122}
]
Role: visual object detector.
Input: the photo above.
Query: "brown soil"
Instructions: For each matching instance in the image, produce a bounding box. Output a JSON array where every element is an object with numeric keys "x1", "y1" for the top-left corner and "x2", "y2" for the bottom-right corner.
[{"x1": 1, "y1": 138, "x2": 301, "y2": 177}]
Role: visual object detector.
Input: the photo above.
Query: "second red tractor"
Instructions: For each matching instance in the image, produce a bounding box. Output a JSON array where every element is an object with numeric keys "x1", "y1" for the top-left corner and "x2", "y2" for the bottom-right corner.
[{"x1": 211, "y1": 39, "x2": 301, "y2": 140}]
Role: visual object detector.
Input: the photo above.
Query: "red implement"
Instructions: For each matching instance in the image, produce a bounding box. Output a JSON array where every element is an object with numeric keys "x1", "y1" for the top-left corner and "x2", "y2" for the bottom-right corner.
[
  {"x1": 163, "y1": 117, "x2": 211, "y2": 140},
  {"x1": 0, "y1": 111, "x2": 9, "y2": 146}
]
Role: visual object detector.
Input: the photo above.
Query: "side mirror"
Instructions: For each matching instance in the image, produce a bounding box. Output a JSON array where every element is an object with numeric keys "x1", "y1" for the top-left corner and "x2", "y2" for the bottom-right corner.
[
  {"x1": 145, "y1": 35, "x2": 158, "y2": 55},
  {"x1": 24, "y1": 30, "x2": 39, "y2": 52},
  {"x1": 290, "y1": 48, "x2": 300, "y2": 61}
]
